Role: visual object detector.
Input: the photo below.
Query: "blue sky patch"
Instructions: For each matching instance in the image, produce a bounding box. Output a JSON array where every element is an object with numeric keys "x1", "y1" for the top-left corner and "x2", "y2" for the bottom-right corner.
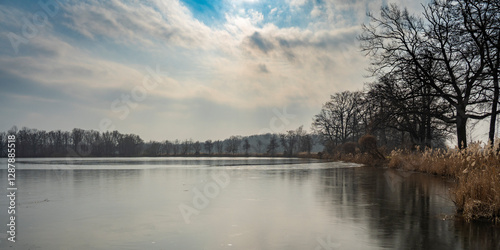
[{"x1": 180, "y1": 0, "x2": 226, "y2": 26}]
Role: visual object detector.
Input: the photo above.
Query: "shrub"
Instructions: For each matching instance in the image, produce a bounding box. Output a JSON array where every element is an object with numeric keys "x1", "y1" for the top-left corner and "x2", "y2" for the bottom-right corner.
[
  {"x1": 342, "y1": 142, "x2": 358, "y2": 155},
  {"x1": 359, "y1": 134, "x2": 385, "y2": 160}
]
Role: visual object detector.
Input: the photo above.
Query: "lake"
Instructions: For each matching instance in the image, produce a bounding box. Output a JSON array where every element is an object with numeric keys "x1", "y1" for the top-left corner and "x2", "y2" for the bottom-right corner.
[{"x1": 0, "y1": 157, "x2": 498, "y2": 249}]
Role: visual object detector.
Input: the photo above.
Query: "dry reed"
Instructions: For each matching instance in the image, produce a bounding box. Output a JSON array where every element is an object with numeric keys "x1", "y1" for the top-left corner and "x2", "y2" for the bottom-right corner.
[{"x1": 388, "y1": 141, "x2": 500, "y2": 222}]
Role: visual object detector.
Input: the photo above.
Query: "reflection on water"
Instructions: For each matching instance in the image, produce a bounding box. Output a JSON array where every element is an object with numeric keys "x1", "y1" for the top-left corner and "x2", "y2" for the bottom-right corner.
[{"x1": 0, "y1": 158, "x2": 498, "y2": 249}]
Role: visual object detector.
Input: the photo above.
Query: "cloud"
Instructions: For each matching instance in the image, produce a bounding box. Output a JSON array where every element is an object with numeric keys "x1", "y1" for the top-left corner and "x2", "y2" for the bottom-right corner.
[
  {"x1": 310, "y1": 5, "x2": 322, "y2": 18},
  {"x1": 61, "y1": 0, "x2": 213, "y2": 49},
  {"x1": 2, "y1": 0, "x2": 365, "y2": 111},
  {"x1": 241, "y1": 25, "x2": 360, "y2": 63},
  {"x1": 0, "y1": 0, "x2": 429, "y2": 140},
  {"x1": 247, "y1": 31, "x2": 275, "y2": 53},
  {"x1": 288, "y1": 0, "x2": 308, "y2": 8},
  {"x1": 258, "y1": 63, "x2": 269, "y2": 73}
]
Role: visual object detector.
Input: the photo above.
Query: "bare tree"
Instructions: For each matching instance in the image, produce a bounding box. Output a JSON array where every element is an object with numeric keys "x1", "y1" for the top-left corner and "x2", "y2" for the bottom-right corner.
[
  {"x1": 204, "y1": 140, "x2": 213, "y2": 155},
  {"x1": 366, "y1": 74, "x2": 452, "y2": 148},
  {"x1": 254, "y1": 139, "x2": 263, "y2": 154},
  {"x1": 193, "y1": 141, "x2": 201, "y2": 155},
  {"x1": 171, "y1": 139, "x2": 179, "y2": 156},
  {"x1": 214, "y1": 140, "x2": 224, "y2": 154},
  {"x1": 225, "y1": 136, "x2": 241, "y2": 155},
  {"x1": 243, "y1": 138, "x2": 251, "y2": 156},
  {"x1": 300, "y1": 134, "x2": 313, "y2": 154},
  {"x1": 458, "y1": 0, "x2": 500, "y2": 144},
  {"x1": 101, "y1": 131, "x2": 116, "y2": 156},
  {"x1": 144, "y1": 141, "x2": 162, "y2": 156},
  {"x1": 280, "y1": 126, "x2": 307, "y2": 156},
  {"x1": 162, "y1": 140, "x2": 172, "y2": 155},
  {"x1": 71, "y1": 128, "x2": 85, "y2": 152},
  {"x1": 118, "y1": 134, "x2": 143, "y2": 156},
  {"x1": 266, "y1": 134, "x2": 279, "y2": 156},
  {"x1": 360, "y1": 1, "x2": 496, "y2": 148},
  {"x1": 312, "y1": 91, "x2": 365, "y2": 148},
  {"x1": 181, "y1": 139, "x2": 191, "y2": 155}
]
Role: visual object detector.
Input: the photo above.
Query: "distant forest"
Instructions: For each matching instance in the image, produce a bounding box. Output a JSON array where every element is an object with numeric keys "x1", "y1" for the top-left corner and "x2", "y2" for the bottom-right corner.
[{"x1": 0, "y1": 126, "x2": 323, "y2": 158}]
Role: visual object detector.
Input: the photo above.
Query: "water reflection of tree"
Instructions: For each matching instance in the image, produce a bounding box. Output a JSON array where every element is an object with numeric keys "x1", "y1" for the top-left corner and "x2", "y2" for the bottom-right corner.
[
  {"x1": 315, "y1": 167, "x2": 499, "y2": 249},
  {"x1": 453, "y1": 219, "x2": 500, "y2": 250}
]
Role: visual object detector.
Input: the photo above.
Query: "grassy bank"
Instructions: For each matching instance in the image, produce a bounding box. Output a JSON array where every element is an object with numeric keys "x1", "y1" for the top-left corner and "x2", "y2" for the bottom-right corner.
[{"x1": 388, "y1": 142, "x2": 500, "y2": 222}]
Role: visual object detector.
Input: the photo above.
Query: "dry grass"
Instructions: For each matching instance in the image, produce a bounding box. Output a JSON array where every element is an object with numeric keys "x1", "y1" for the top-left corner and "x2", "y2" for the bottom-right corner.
[{"x1": 388, "y1": 141, "x2": 500, "y2": 222}]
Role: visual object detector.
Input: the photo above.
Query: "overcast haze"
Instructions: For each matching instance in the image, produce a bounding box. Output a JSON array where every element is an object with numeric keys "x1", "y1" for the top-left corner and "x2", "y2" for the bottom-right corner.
[{"x1": 0, "y1": 0, "x2": 428, "y2": 141}]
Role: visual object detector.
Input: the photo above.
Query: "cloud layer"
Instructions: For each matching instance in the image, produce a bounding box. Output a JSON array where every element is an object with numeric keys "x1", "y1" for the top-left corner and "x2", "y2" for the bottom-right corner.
[{"x1": 0, "y1": 0, "x2": 428, "y2": 140}]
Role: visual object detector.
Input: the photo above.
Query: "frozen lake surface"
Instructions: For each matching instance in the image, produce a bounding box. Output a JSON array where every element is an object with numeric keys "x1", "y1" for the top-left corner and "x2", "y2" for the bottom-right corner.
[{"x1": 0, "y1": 157, "x2": 498, "y2": 249}]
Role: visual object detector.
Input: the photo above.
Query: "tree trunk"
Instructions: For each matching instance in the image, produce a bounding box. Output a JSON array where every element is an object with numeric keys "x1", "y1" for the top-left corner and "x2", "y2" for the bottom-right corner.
[
  {"x1": 456, "y1": 114, "x2": 468, "y2": 149},
  {"x1": 380, "y1": 127, "x2": 387, "y2": 147},
  {"x1": 425, "y1": 87, "x2": 432, "y2": 148},
  {"x1": 488, "y1": 74, "x2": 499, "y2": 145},
  {"x1": 419, "y1": 118, "x2": 426, "y2": 147},
  {"x1": 425, "y1": 113, "x2": 432, "y2": 148},
  {"x1": 401, "y1": 131, "x2": 405, "y2": 148}
]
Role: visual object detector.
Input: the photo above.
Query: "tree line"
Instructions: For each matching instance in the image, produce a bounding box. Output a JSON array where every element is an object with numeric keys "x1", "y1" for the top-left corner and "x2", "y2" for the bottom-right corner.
[
  {"x1": 0, "y1": 127, "x2": 144, "y2": 157},
  {"x1": 0, "y1": 126, "x2": 320, "y2": 158},
  {"x1": 311, "y1": 90, "x2": 449, "y2": 154}
]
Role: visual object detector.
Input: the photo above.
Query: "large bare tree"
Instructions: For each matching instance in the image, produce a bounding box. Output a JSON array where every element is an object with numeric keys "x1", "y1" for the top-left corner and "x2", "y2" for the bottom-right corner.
[
  {"x1": 458, "y1": 0, "x2": 500, "y2": 144},
  {"x1": 360, "y1": 0, "x2": 499, "y2": 148}
]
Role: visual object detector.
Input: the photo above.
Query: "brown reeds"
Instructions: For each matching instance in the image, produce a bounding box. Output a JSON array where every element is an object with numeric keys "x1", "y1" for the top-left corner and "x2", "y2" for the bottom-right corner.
[{"x1": 388, "y1": 141, "x2": 500, "y2": 222}]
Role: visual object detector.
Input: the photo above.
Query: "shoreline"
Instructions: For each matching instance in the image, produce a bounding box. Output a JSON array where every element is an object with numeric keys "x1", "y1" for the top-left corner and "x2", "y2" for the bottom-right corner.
[{"x1": 324, "y1": 144, "x2": 500, "y2": 223}]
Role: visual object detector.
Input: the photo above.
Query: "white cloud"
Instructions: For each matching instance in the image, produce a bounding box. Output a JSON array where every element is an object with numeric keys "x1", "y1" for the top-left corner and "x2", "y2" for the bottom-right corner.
[
  {"x1": 248, "y1": 9, "x2": 264, "y2": 24},
  {"x1": 62, "y1": 0, "x2": 213, "y2": 49},
  {"x1": 288, "y1": 0, "x2": 308, "y2": 8},
  {"x1": 230, "y1": 0, "x2": 260, "y2": 3},
  {"x1": 310, "y1": 5, "x2": 322, "y2": 18}
]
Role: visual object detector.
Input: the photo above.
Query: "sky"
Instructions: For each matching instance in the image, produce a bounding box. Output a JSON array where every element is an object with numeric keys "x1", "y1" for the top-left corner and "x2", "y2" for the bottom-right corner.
[{"x1": 0, "y1": 0, "x2": 430, "y2": 142}]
